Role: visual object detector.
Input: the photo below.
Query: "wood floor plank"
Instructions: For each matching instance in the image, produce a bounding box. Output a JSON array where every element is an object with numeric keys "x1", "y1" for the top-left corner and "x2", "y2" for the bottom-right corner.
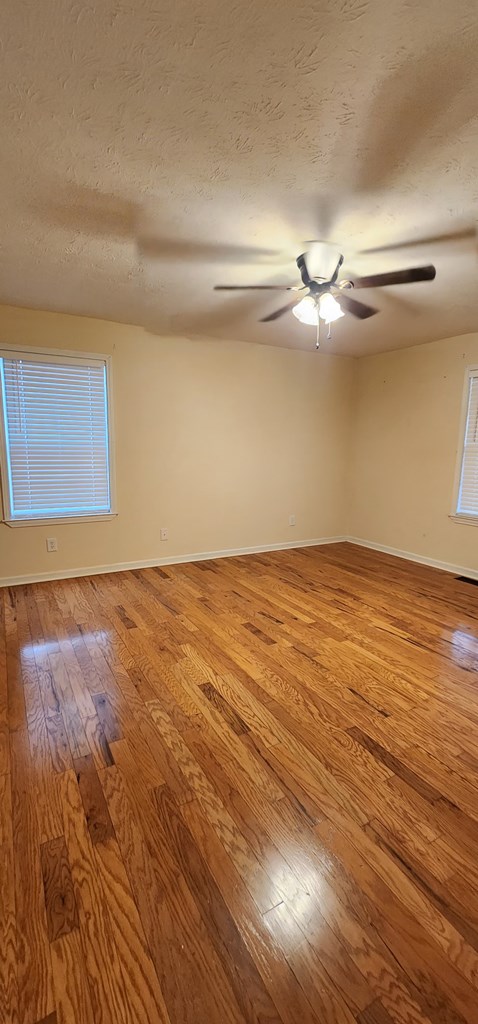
[
  {"x1": 346, "y1": 727, "x2": 442, "y2": 802},
  {"x1": 23, "y1": 679, "x2": 63, "y2": 842},
  {"x1": 147, "y1": 702, "x2": 283, "y2": 912},
  {"x1": 32, "y1": 591, "x2": 91, "y2": 760},
  {"x1": 199, "y1": 681, "x2": 250, "y2": 735},
  {"x1": 0, "y1": 594, "x2": 10, "y2": 776},
  {"x1": 100, "y1": 765, "x2": 247, "y2": 1024},
  {"x1": 182, "y1": 655, "x2": 284, "y2": 748},
  {"x1": 73, "y1": 753, "x2": 115, "y2": 846},
  {"x1": 317, "y1": 815, "x2": 478, "y2": 987},
  {"x1": 40, "y1": 835, "x2": 79, "y2": 944},
  {"x1": 57, "y1": 768, "x2": 130, "y2": 1024},
  {"x1": 91, "y1": 693, "x2": 122, "y2": 742},
  {"x1": 112, "y1": 728, "x2": 171, "y2": 795},
  {"x1": 181, "y1": 797, "x2": 324, "y2": 1024},
  {"x1": 253, "y1": 793, "x2": 441, "y2": 1024},
  {"x1": 154, "y1": 783, "x2": 282, "y2": 1023},
  {"x1": 314, "y1": 815, "x2": 478, "y2": 1024},
  {"x1": 94, "y1": 836, "x2": 172, "y2": 1024},
  {"x1": 83, "y1": 711, "x2": 115, "y2": 770},
  {"x1": 357, "y1": 1001, "x2": 397, "y2": 1024},
  {"x1": 44, "y1": 711, "x2": 73, "y2": 774},
  {"x1": 50, "y1": 929, "x2": 93, "y2": 1024},
  {"x1": 286, "y1": 864, "x2": 442, "y2": 1024},
  {"x1": 10, "y1": 729, "x2": 55, "y2": 1024},
  {"x1": 5, "y1": 588, "x2": 27, "y2": 734},
  {"x1": 262, "y1": 900, "x2": 357, "y2": 1023},
  {"x1": 181, "y1": 725, "x2": 308, "y2": 902},
  {"x1": 0, "y1": 772, "x2": 18, "y2": 1024},
  {"x1": 3, "y1": 544, "x2": 478, "y2": 1022},
  {"x1": 242, "y1": 731, "x2": 326, "y2": 824}
]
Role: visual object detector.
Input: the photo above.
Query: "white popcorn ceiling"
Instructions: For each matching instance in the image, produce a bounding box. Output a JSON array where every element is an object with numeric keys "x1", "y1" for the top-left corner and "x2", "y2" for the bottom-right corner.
[{"x1": 0, "y1": 0, "x2": 477, "y2": 355}]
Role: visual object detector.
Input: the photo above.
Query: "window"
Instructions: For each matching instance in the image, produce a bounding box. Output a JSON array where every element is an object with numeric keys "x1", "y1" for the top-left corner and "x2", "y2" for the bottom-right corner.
[
  {"x1": 0, "y1": 348, "x2": 115, "y2": 524},
  {"x1": 454, "y1": 367, "x2": 478, "y2": 521}
]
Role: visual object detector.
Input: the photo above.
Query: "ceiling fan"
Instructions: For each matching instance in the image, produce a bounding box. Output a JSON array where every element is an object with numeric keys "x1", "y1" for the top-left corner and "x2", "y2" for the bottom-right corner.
[{"x1": 214, "y1": 253, "x2": 436, "y2": 342}]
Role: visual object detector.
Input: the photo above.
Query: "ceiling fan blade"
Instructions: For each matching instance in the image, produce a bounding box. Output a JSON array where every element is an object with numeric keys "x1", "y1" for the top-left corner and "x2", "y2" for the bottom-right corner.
[
  {"x1": 296, "y1": 253, "x2": 312, "y2": 287},
  {"x1": 140, "y1": 237, "x2": 282, "y2": 264},
  {"x1": 329, "y1": 253, "x2": 344, "y2": 285},
  {"x1": 360, "y1": 228, "x2": 476, "y2": 255},
  {"x1": 334, "y1": 292, "x2": 378, "y2": 319},
  {"x1": 213, "y1": 284, "x2": 294, "y2": 288},
  {"x1": 260, "y1": 300, "x2": 299, "y2": 322},
  {"x1": 351, "y1": 265, "x2": 436, "y2": 289}
]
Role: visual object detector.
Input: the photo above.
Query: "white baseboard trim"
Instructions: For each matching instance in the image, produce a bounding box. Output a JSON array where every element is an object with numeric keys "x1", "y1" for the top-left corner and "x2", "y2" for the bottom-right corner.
[
  {"x1": 4, "y1": 533, "x2": 476, "y2": 588},
  {"x1": 347, "y1": 536, "x2": 478, "y2": 581},
  {"x1": 0, "y1": 535, "x2": 348, "y2": 588}
]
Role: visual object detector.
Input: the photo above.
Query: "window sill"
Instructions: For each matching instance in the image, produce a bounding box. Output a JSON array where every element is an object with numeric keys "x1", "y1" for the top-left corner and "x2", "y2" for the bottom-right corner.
[
  {"x1": 449, "y1": 513, "x2": 478, "y2": 527},
  {"x1": 3, "y1": 513, "x2": 118, "y2": 528}
]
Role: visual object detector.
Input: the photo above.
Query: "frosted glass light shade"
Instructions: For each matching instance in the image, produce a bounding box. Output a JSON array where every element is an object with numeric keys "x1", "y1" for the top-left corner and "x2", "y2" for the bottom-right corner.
[
  {"x1": 318, "y1": 292, "x2": 344, "y2": 323},
  {"x1": 291, "y1": 296, "x2": 319, "y2": 325}
]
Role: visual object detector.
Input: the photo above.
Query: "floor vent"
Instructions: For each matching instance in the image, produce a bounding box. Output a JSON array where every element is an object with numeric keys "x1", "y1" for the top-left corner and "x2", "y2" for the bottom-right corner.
[{"x1": 456, "y1": 576, "x2": 478, "y2": 586}]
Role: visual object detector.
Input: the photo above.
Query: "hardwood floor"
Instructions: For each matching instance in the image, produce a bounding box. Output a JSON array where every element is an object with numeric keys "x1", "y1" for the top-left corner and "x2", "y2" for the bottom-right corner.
[{"x1": 2, "y1": 542, "x2": 478, "y2": 1024}]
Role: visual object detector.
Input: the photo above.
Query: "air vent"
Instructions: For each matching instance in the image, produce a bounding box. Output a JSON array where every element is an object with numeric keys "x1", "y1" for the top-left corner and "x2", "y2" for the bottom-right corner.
[{"x1": 456, "y1": 576, "x2": 478, "y2": 586}]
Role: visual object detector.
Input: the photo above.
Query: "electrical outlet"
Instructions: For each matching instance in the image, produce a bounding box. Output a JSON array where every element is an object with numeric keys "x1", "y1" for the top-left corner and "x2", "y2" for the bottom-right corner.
[
  {"x1": 46, "y1": 537, "x2": 58, "y2": 552},
  {"x1": 160, "y1": 527, "x2": 168, "y2": 541},
  {"x1": 288, "y1": 514, "x2": 296, "y2": 527}
]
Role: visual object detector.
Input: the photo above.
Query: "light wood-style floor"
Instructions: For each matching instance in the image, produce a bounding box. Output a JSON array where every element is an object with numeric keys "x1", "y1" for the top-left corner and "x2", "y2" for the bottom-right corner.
[{"x1": 2, "y1": 543, "x2": 478, "y2": 1024}]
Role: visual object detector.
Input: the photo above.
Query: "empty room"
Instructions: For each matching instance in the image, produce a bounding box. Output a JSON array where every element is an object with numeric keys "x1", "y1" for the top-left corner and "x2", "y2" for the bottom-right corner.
[{"x1": 1, "y1": 2, "x2": 478, "y2": 1023}]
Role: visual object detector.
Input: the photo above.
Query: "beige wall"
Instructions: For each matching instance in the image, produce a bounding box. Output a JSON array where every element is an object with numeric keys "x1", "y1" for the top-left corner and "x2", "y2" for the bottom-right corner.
[
  {"x1": 350, "y1": 332, "x2": 478, "y2": 573},
  {"x1": 3, "y1": 305, "x2": 477, "y2": 585},
  {"x1": 0, "y1": 305, "x2": 355, "y2": 583}
]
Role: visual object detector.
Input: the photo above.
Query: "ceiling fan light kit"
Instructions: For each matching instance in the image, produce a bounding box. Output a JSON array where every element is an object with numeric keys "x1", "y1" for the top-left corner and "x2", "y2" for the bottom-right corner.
[
  {"x1": 292, "y1": 293, "x2": 344, "y2": 325},
  {"x1": 214, "y1": 253, "x2": 436, "y2": 347}
]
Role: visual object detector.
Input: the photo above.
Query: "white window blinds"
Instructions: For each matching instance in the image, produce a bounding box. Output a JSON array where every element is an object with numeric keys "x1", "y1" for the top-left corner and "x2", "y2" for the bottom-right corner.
[
  {"x1": 0, "y1": 353, "x2": 112, "y2": 521},
  {"x1": 457, "y1": 371, "x2": 478, "y2": 518}
]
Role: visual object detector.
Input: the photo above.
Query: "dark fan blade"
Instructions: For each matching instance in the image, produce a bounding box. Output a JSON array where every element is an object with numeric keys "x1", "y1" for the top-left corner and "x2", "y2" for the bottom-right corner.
[
  {"x1": 335, "y1": 292, "x2": 378, "y2": 319},
  {"x1": 140, "y1": 237, "x2": 281, "y2": 263},
  {"x1": 351, "y1": 265, "x2": 436, "y2": 289},
  {"x1": 260, "y1": 300, "x2": 299, "y2": 322},
  {"x1": 214, "y1": 285, "x2": 296, "y2": 291},
  {"x1": 360, "y1": 228, "x2": 476, "y2": 255},
  {"x1": 296, "y1": 253, "x2": 312, "y2": 287},
  {"x1": 329, "y1": 253, "x2": 344, "y2": 284}
]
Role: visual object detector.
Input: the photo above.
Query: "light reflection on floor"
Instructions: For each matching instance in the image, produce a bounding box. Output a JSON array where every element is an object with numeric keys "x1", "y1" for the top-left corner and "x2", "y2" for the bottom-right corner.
[
  {"x1": 21, "y1": 629, "x2": 111, "y2": 659},
  {"x1": 451, "y1": 628, "x2": 478, "y2": 651}
]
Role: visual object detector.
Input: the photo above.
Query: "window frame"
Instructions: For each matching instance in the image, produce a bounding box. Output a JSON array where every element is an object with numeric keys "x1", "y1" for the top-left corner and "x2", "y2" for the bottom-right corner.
[
  {"x1": 450, "y1": 364, "x2": 478, "y2": 527},
  {"x1": 0, "y1": 344, "x2": 117, "y2": 527}
]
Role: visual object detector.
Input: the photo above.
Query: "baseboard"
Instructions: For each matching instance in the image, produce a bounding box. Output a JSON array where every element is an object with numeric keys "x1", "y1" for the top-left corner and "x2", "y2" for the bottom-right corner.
[
  {"x1": 0, "y1": 535, "x2": 348, "y2": 587},
  {"x1": 5, "y1": 533, "x2": 476, "y2": 588},
  {"x1": 347, "y1": 536, "x2": 478, "y2": 582}
]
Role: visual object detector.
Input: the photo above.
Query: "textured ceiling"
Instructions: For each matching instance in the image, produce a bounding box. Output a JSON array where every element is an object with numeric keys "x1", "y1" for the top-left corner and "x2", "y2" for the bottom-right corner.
[{"x1": 0, "y1": 0, "x2": 477, "y2": 355}]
